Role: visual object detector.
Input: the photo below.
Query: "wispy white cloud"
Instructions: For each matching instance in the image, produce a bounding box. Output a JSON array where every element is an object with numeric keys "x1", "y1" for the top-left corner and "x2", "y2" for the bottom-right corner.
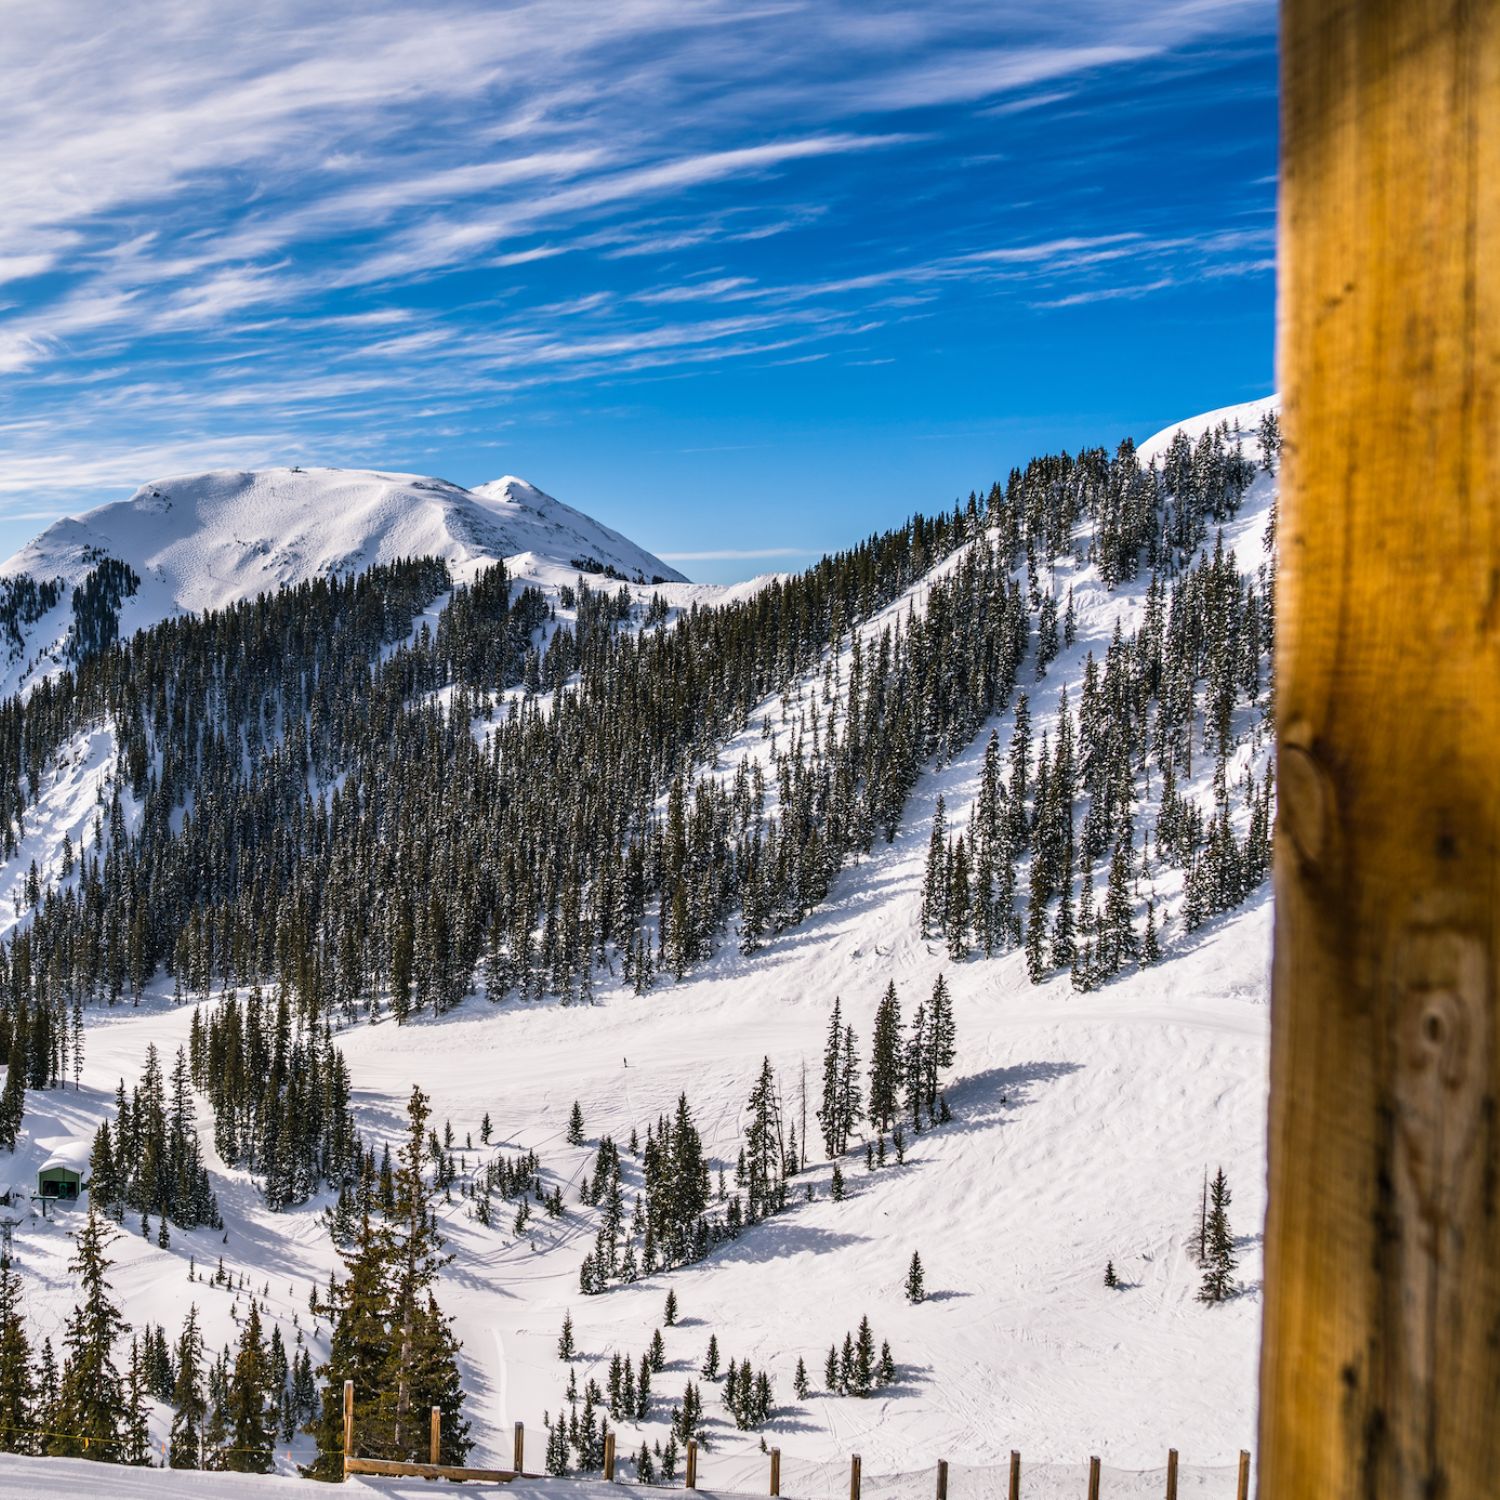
[{"x1": 0, "y1": 0, "x2": 1276, "y2": 514}]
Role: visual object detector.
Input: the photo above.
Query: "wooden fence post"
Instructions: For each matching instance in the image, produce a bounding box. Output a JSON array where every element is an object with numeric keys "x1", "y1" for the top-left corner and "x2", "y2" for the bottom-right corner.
[
  {"x1": 850, "y1": 1453, "x2": 862, "y2": 1500},
  {"x1": 1267, "y1": 5, "x2": 1500, "y2": 1499},
  {"x1": 686, "y1": 1437, "x2": 698, "y2": 1489},
  {"x1": 1087, "y1": 1455, "x2": 1101, "y2": 1500},
  {"x1": 771, "y1": 1447, "x2": 781, "y2": 1497},
  {"x1": 513, "y1": 1420, "x2": 524, "y2": 1476},
  {"x1": 342, "y1": 1379, "x2": 354, "y2": 1477},
  {"x1": 1008, "y1": 1450, "x2": 1020, "y2": 1500},
  {"x1": 935, "y1": 1457, "x2": 948, "y2": 1500},
  {"x1": 430, "y1": 1406, "x2": 441, "y2": 1467},
  {"x1": 1237, "y1": 1451, "x2": 1250, "y2": 1500},
  {"x1": 1165, "y1": 1447, "x2": 1178, "y2": 1500}
]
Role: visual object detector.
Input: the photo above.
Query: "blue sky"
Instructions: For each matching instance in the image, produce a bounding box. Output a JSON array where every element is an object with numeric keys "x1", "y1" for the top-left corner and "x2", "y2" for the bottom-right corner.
[{"x1": 0, "y1": 1, "x2": 1276, "y2": 581}]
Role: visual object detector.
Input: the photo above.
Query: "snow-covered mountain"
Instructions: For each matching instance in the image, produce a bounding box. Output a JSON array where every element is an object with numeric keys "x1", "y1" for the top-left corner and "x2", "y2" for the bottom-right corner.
[
  {"x1": 0, "y1": 400, "x2": 1278, "y2": 1497},
  {"x1": 0, "y1": 465, "x2": 686, "y2": 697}
]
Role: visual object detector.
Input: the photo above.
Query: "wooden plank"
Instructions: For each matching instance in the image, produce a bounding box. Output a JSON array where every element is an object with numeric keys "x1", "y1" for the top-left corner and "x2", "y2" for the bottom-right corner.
[
  {"x1": 342, "y1": 1379, "x2": 354, "y2": 1477},
  {"x1": 771, "y1": 1446, "x2": 782, "y2": 1497},
  {"x1": 1236, "y1": 1451, "x2": 1250, "y2": 1500},
  {"x1": 514, "y1": 1420, "x2": 525, "y2": 1476},
  {"x1": 1266, "y1": 3, "x2": 1500, "y2": 1498},
  {"x1": 344, "y1": 1456, "x2": 523, "y2": 1482},
  {"x1": 1087, "y1": 1455, "x2": 1100, "y2": 1500},
  {"x1": 1008, "y1": 1450, "x2": 1020, "y2": 1500},
  {"x1": 604, "y1": 1430, "x2": 615, "y2": 1481},
  {"x1": 430, "y1": 1406, "x2": 441, "y2": 1467},
  {"x1": 850, "y1": 1453, "x2": 862, "y2": 1500},
  {"x1": 1165, "y1": 1447, "x2": 1178, "y2": 1500},
  {"x1": 935, "y1": 1457, "x2": 948, "y2": 1500},
  {"x1": 686, "y1": 1437, "x2": 698, "y2": 1489}
]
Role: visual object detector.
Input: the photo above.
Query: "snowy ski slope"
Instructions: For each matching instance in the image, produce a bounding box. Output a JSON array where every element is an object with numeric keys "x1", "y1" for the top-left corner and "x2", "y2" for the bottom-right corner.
[{"x1": 0, "y1": 400, "x2": 1276, "y2": 1491}]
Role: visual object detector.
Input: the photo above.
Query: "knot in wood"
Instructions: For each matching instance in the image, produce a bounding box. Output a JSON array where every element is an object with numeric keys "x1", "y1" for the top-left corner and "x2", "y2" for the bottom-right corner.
[{"x1": 1279, "y1": 740, "x2": 1332, "y2": 868}]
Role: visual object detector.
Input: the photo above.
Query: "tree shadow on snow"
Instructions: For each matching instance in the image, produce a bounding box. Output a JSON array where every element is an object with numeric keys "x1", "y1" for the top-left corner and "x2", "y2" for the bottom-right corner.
[
  {"x1": 938, "y1": 1059, "x2": 1084, "y2": 1136},
  {"x1": 694, "y1": 1222, "x2": 869, "y2": 1269}
]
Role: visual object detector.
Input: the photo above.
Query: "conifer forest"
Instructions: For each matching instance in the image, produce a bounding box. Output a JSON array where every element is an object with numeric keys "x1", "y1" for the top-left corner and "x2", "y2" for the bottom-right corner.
[{"x1": 0, "y1": 402, "x2": 1277, "y2": 1488}]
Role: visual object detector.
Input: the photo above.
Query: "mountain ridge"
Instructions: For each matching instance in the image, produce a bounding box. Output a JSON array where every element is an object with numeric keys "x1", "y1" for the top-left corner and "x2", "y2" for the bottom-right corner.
[{"x1": 0, "y1": 464, "x2": 687, "y2": 699}]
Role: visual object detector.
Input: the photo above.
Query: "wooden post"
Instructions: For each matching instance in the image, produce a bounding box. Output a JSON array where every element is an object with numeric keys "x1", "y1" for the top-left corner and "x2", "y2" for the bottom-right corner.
[
  {"x1": 686, "y1": 1437, "x2": 698, "y2": 1489},
  {"x1": 1236, "y1": 1451, "x2": 1250, "y2": 1500},
  {"x1": 1087, "y1": 1455, "x2": 1100, "y2": 1500},
  {"x1": 604, "y1": 1431, "x2": 616, "y2": 1481},
  {"x1": 850, "y1": 1453, "x2": 862, "y2": 1500},
  {"x1": 935, "y1": 1457, "x2": 948, "y2": 1500},
  {"x1": 430, "y1": 1406, "x2": 441, "y2": 1467},
  {"x1": 342, "y1": 1379, "x2": 354, "y2": 1477},
  {"x1": 1165, "y1": 1447, "x2": 1178, "y2": 1500},
  {"x1": 1266, "y1": 3, "x2": 1500, "y2": 1499},
  {"x1": 1008, "y1": 1450, "x2": 1020, "y2": 1500},
  {"x1": 771, "y1": 1447, "x2": 782, "y2": 1497},
  {"x1": 513, "y1": 1420, "x2": 524, "y2": 1476}
]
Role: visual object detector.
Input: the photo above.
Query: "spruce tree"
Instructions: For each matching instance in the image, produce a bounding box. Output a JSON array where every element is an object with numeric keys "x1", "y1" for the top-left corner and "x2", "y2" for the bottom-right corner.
[
  {"x1": 904, "y1": 1251, "x2": 925, "y2": 1304},
  {"x1": 226, "y1": 1301, "x2": 272, "y2": 1472},
  {"x1": 50, "y1": 1205, "x2": 127, "y2": 1460},
  {"x1": 868, "y1": 981, "x2": 903, "y2": 1133},
  {"x1": 559, "y1": 1311, "x2": 576, "y2": 1361},
  {"x1": 1197, "y1": 1167, "x2": 1237, "y2": 1304},
  {"x1": 122, "y1": 1337, "x2": 151, "y2": 1465},
  {"x1": 854, "y1": 1317, "x2": 875, "y2": 1396},
  {"x1": 0, "y1": 1260, "x2": 35, "y2": 1455},
  {"x1": 817, "y1": 999, "x2": 845, "y2": 1158},
  {"x1": 170, "y1": 1304, "x2": 206, "y2": 1469}
]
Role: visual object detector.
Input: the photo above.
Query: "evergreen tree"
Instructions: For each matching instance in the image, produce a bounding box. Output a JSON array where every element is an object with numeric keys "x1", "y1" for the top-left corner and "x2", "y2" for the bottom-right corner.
[
  {"x1": 904, "y1": 1252, "x2": 925, "y2": 1304},
  {"x1": 558, "y1": 1311, "x2": 576, "y2": 1361},
  {"x1": 567, "y1": 1101, "x2": 586, "y2": 1147},
  {"x1": 0, "y1": 1260, "x2": 35, "y2": 1455},
  {"x1": 226, "y1": 1301, "x2": 273, "y2": 1472},
  {"x1": 1197, "y1": 1167, "x2": 1237, "y2": 1304},
  {"x1": 0, "y1": 1044, "x2": 23, "y2": 1153},
  {"x1": 1104, "y1": 1261, "x2": 1119, "y2": 1290},
  {"x1": 122, "y1": 1337, "x2": 151, "y2": 1465},
  {"x1": 817, "y1": 999, "x2": 844, "y2": 1158},
  {"x1": 868, "y1": 983, "x2": 902, "y2": 1133},
  {"x1": 853, "y1": 1316, "x2": 875, "y2": 1396},
  {"x1": 50, "y1": 1205, "x2": 127, "y2": 1460},
  {"x1": 169, "y1": 1304, "x2": 207, "y2": 1469},
  {"x1": 306, "y1": 1089, "x2": 471, "y2": 1475}
]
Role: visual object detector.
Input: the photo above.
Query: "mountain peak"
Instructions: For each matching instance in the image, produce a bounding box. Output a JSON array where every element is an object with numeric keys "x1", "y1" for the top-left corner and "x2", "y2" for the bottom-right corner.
[{"x1": 0, "y1": 463, "x2": 684, "y2": 698}]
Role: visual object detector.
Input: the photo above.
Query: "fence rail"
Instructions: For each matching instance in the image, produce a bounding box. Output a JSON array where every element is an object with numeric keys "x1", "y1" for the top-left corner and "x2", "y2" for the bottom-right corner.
[{"x1": 339, "y1": 1382, "x2": 1252, "y2": 1498}]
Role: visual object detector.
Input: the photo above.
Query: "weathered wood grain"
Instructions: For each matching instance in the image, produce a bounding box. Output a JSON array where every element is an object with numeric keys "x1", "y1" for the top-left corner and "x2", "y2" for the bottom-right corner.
[{"x1": 1265, "y1": 2, "x2": 1500, "y2": 1495}]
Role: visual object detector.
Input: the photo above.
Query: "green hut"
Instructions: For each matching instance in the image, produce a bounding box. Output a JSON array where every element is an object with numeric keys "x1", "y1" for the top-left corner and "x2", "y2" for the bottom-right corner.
[{"x1": 36, "y1": 1160, "x2": 81, "y2": 1203}]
